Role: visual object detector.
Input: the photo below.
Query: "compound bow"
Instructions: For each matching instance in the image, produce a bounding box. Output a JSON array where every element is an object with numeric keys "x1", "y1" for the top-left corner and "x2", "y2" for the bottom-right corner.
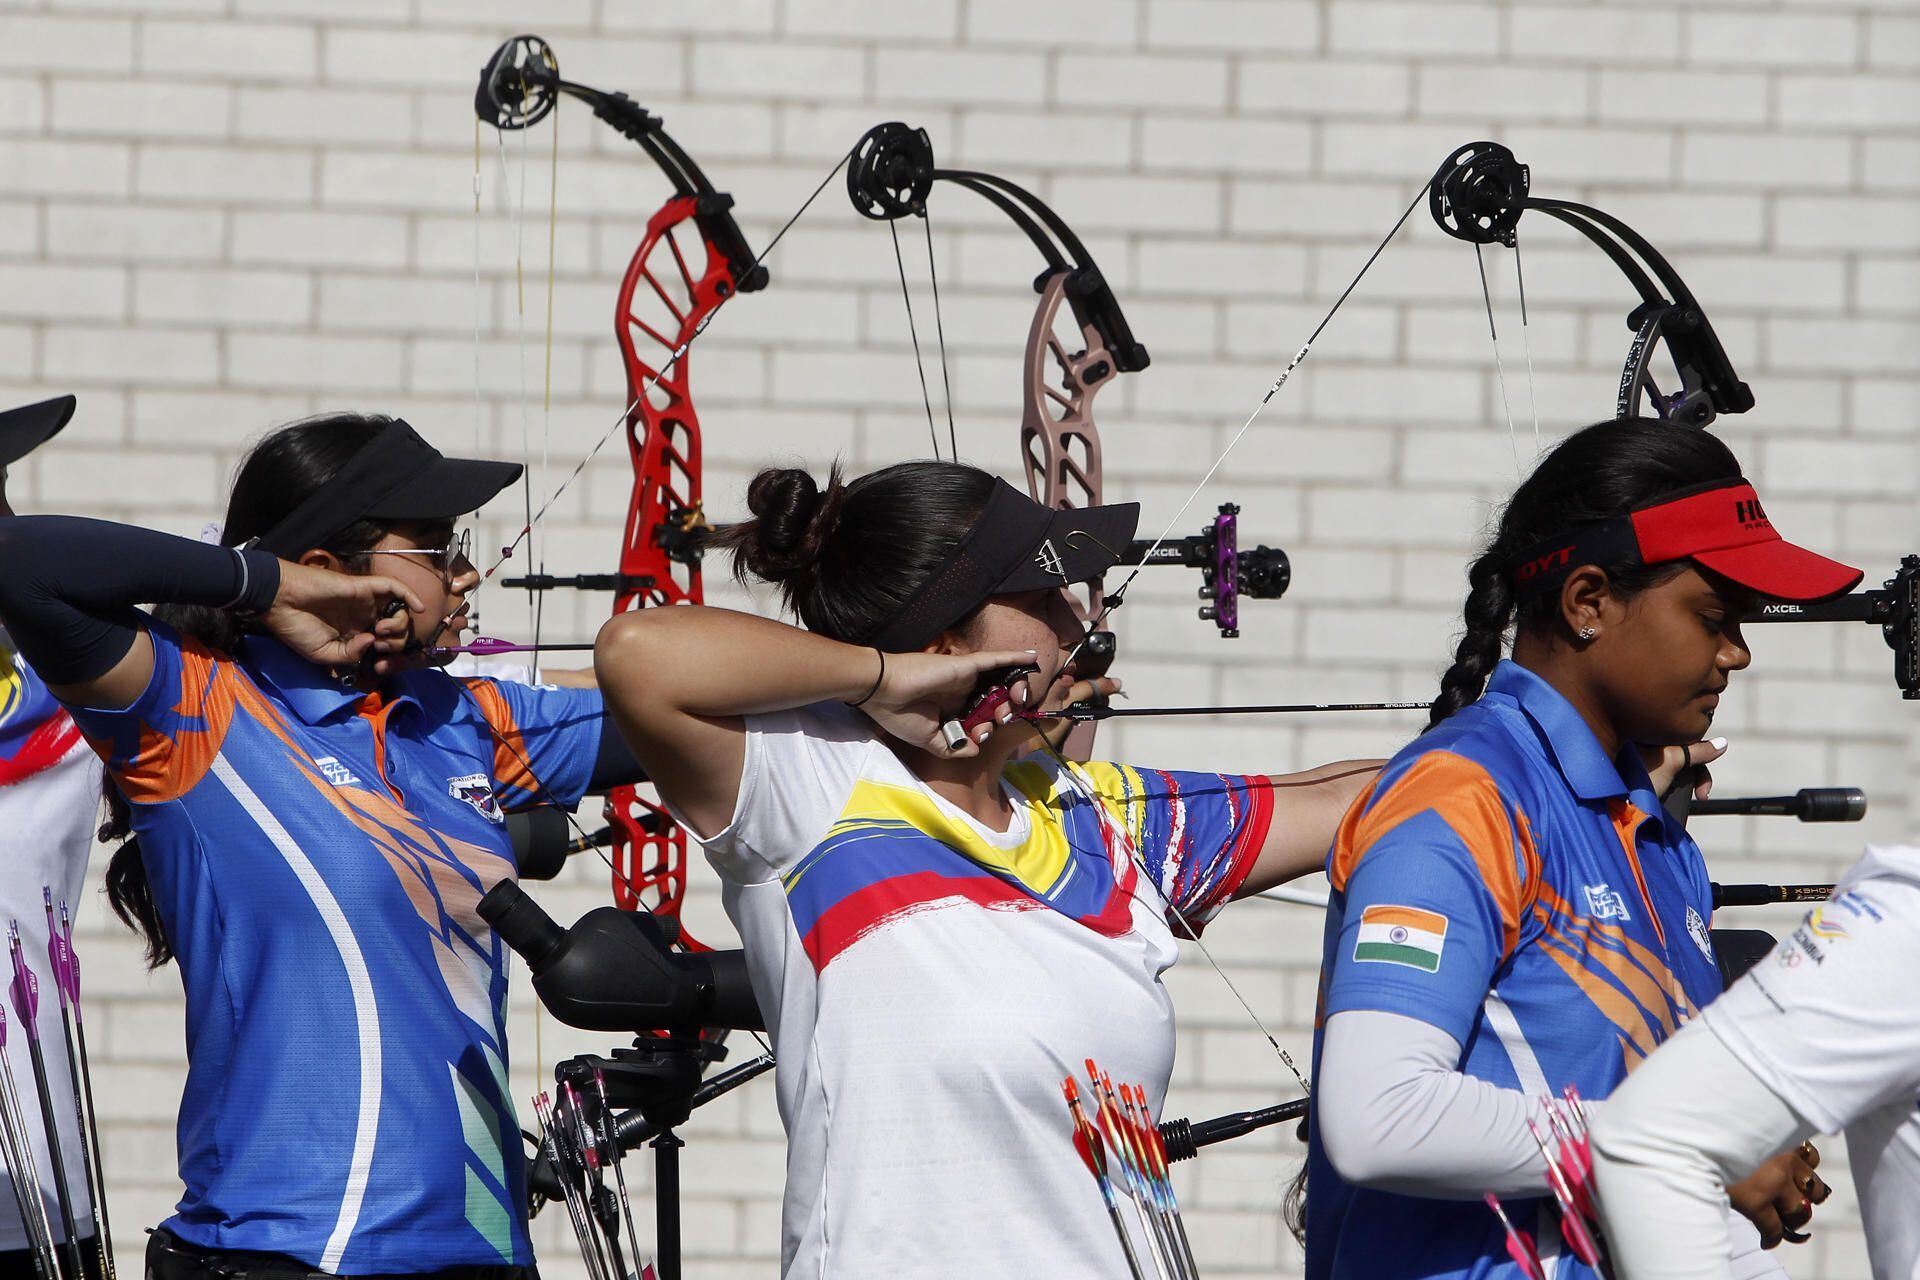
[
  {"x1": 471, "y1": 34, "x2": 771, "y2": 941},
  {"x1": 842, "y1": 120, "x2": 1295, "y2": 755}
]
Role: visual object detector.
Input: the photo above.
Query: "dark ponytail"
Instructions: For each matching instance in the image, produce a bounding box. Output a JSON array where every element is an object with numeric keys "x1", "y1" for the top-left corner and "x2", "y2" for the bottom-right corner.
[
  {"x1": 1426, "y1": 418, "x2": 1743, "y2": 729},
  {"x1": 714, "y1": 460, "x2": 998, "y2": 643},
  {"x1": 101, "y1": 412, "x2": 399, "y2": 967}
]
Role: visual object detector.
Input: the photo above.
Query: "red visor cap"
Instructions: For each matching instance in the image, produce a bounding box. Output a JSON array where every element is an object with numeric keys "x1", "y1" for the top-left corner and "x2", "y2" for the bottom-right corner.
[{"x1": 1631, "y1": 481, "x2": 1862, "y2": 603}]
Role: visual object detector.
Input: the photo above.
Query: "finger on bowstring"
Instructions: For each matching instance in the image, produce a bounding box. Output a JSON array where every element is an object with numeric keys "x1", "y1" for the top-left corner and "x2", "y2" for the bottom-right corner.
[{"x1": 967, "y1": 648, "x2": 1041, "y2": 676}]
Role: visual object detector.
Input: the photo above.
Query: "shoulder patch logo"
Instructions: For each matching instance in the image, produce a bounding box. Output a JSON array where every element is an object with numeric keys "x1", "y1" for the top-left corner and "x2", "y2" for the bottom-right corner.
[
  {"x1": 1686, "y1": 905, "x2": 1715, "y2": 962},
  {"x1": 1354, "y1": 904, "x2": 1447, "y2": 973},
  {"x1": 448, "y1": 771, "x2": 503, "y2": 823},
  {"x1": 1583, "y1": 882, "x2": 1631, "y2": 922}
]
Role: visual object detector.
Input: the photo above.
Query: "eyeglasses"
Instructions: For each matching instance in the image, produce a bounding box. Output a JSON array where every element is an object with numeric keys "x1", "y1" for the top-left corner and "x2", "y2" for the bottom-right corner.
[{"x1": 365, "y1": 527, "x2": 472, "y2": 578}]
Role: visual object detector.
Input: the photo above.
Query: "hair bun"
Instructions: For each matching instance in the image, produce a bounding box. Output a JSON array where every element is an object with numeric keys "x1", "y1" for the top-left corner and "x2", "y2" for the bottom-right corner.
[{"x1": 730, "y1": 465, "x2": 847, "y2": 585}]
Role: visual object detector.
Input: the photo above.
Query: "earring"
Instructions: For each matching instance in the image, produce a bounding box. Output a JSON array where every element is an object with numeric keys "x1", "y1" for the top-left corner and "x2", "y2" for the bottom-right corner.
[{"x1": 1578, "y1": 626, "x2": 1597, "y2": 641}]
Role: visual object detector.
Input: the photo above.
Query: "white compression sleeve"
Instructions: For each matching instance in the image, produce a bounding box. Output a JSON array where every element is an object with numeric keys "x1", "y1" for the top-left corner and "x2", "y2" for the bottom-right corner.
[
  {"x1": 1317, "y1": 1009, "x2": 1557, "y2": 1198},
  {"x1": 1588, "y1": 1019, "x2": 1812, "y2": 1280}
]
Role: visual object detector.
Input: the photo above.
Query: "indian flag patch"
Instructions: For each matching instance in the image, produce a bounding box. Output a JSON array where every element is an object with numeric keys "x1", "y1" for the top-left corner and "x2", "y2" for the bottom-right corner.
[{"x1": 1353, "y1": 905, "x2": 1448, "y2": 973}]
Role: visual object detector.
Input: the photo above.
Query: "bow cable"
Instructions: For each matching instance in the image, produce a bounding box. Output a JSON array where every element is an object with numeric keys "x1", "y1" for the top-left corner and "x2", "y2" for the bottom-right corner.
[
  {"x1": 922, "y1": 209, "x2": 958, "y2": 460},
  {"x1": 1513, "y1": 232, "x2": 1542, "y2": 452},
  {"x1": 887, "y1": 218, "x2": 944, "y2": 459},
  {"x1": 1056, "y1": 178, "x2": 1434, "y2": 676},
  {"x1": 1474, "y1": 241, "x2": 1523, "y2": 474}
]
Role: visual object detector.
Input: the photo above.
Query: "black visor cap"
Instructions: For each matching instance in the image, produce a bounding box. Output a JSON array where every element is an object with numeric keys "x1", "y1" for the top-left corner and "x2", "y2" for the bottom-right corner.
[
  {"x1": 864, "y1": 478, "x2": 1141, "y2": 652},
  {"x1": 253, "y1": 418, "x2": 522, "y2": 557},
  {"x1": 0, "y1": 395, "x2": 76, "y2": 468}
]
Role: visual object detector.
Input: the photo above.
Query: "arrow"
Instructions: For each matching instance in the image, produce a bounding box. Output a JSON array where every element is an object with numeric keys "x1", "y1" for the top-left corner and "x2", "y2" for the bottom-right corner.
[
  {"x1": 8, "y1": 922, "x2": 83, "y2": 1280},
  {"x1": 1483, "y1": 1193, "x2": 1547, "y2": 1280},
  {"x1": 44, "y1": 891, "x2": 113, "y2": 1279},
  {"x1": 1055, "y1": 700, "x2": 1430, "y2": 722},
  {"x1": 427, "y1": 637, "x2": 597, "y2": 658},
  {"x1": 1064, "y1": 1077, "x2": 1146, "y2": 1280},
  {"x1": 1086, "y1": 1062, "x2": 1177, "y2": 1280},
  {"x1": 1125, "y1": 1084, "x2": 1200, "y2": 1279},
  {"x1": 0, "y1": 995, "x2": 59, "y2": 1277}
]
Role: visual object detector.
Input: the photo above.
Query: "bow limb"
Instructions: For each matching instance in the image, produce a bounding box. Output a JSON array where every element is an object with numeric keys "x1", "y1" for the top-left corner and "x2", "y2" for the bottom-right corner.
[{"x1": 467, "y1": 33, "x2": 854, "y2": 940}]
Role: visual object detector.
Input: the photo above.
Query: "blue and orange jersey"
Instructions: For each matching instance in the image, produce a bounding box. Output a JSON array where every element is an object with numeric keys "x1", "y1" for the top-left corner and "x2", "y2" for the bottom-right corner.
[
  {"x1": 64, "y1": 624, "x2": 603, "y2": 1273},
  {"x1": 1305, "y1": 661, "x2": 1722, "y2": 1280}
]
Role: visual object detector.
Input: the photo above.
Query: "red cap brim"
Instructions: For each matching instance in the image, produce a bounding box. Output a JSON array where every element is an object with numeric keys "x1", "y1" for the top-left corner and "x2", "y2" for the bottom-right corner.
[{"x1": 1692, "y1": 539, "x2": 1862, "y2": 603}]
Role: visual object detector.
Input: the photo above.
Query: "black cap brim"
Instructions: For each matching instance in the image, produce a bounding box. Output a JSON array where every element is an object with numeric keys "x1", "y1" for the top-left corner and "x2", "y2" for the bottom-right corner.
[
  {"x1": 993, "y1": 501, "x2": 1141, "y2": 593},
  {"x1": 363, "y1": 455, "x2": 524, "y2": 522},
  {"x1": 0, "y1": 396, "x2": 76, "y2": 468}
]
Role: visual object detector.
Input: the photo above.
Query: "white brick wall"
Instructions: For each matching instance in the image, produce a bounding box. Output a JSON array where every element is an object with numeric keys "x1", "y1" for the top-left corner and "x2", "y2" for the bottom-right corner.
[{"x1": 5, "y1": 1, "x2": 1916, "y2": 1276}]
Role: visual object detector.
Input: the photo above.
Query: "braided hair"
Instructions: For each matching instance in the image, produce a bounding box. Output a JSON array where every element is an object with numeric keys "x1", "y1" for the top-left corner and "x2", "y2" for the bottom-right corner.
[{"x1": 1426, "y1": 418, "x2": 1743, "y2": 729}]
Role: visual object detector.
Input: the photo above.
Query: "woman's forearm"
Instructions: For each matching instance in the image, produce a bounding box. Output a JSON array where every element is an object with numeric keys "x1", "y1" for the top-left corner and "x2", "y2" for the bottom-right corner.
[
  {"x1": 1589, "y1": 1021, "x2": 1810, "y2": 1280},
  {"x1": 595, "y1": 605, "x2": 883, "y2": 721},
  {"x1": 1317, "y1": 1009, "x2": 1554, "y2": 1198},
  {"x1": 1239, "y1": 758, "x2": 1384, "y2": 894},
  {"x1": 0, "y1": 515, "x2": 278, "y2": 682}
]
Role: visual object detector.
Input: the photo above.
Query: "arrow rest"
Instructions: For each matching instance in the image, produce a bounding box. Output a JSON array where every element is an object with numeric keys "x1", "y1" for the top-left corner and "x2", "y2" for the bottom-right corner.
[
  {"x1": 847, "y1": 121, "x2": 935, "y2": 220},
  {"x1": 1430, "y1": 141, "x2": 1529, "y2": 247},
  {"x1": 475, "y1": 33, "x2": 558, "y2": 130}
]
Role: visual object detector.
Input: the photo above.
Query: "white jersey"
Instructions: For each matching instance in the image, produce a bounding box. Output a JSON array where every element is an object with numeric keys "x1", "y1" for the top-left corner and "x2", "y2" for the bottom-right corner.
[
  {"x1": 1703, "y1": 843, "x2": 1920, "y2": 1280},
  {"x1": 0, "y1": 638, "x2": 103, "y2": 1250},
  {"x1": 681, "y1": 703, "x2": 1274, "y2": 1279}
]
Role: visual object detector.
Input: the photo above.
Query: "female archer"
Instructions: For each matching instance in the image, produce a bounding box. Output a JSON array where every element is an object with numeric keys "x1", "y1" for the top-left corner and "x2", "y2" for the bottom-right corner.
[
  {"x1": 1303, "y1": 418, "x2": 1851, "y2": 1279},
  {"x1": 0, "y1": 413, "x2": 644, "y2": 1279},
  {"x1": 592, "y1": 459, "x2": 1382, "y2": 1279}
]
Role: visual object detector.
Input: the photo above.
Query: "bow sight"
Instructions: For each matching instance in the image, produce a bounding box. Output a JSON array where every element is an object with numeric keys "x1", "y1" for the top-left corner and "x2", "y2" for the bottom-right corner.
[
  {"x1": 1430, "y1": 141, "x2": 1751, "y2": 428},
  {"x1": 1748, "y1": 555, "x2": 1920, "y2": 699}
]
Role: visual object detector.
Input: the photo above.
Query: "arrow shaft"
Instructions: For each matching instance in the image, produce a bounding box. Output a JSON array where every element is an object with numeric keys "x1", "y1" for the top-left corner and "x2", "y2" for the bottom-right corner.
[
  {"x1": 0, "y1": 1037, "x2": 60, "y2": 1278},
  {"x1": 1061, "y1": 701, "x2": 1428, "y2": 721}
]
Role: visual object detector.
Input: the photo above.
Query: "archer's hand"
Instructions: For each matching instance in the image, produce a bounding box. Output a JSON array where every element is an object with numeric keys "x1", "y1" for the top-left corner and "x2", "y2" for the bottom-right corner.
[
  {"x1": 1729, "y1": 1141, "x2": 1828, "y2": 1248},
  {"x1": 1641, "y1": 736, "x2": 1728, "y2": 801},
  {"x1": 858, "y1": 648, "x2": 1048, "y2": 757},
  {"x1": 261, "y1": 561, "x2": 422, "y2": 671}
]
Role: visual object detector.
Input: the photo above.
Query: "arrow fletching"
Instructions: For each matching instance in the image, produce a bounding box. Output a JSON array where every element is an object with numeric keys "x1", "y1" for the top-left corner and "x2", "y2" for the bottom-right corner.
[{"x1": 1484, "y1": 1193, "x2": 1547, "y2": 1280}]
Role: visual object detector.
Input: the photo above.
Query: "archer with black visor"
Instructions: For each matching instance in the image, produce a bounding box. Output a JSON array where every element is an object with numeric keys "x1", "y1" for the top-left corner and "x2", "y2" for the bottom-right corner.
[
  {"x1": 0, "y1": 413, "x2": 647, "y2": 1279},
  {"x1": 592, "y1": 456, "x2": 1386, "y2": 1280}
]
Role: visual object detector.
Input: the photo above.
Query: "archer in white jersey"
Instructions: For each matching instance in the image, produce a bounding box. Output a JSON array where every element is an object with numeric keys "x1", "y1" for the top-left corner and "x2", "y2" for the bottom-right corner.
[{"x1": 1591, "y1": 843, "x2": 1920, "y2": 1280}]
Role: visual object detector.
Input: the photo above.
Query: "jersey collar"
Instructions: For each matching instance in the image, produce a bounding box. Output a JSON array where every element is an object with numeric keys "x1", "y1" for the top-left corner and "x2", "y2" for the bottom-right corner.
[
  {"x1": 1485, "y1": 660, "x2": 1643, "y2": 804},
  {"x1": 236, "y1": 634, "x2": 420, "y2": 726}
]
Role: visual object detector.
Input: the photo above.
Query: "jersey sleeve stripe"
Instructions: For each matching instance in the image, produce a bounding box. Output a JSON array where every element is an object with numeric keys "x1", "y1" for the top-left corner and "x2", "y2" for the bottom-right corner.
[{"x1": 1331, "y1": 752, "x2": 1538, "y2": 959}]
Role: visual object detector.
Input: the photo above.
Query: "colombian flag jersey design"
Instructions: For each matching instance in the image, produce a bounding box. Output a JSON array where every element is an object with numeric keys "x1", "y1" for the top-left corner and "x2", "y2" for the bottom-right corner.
[
  {"x1": 1305, "y1": 661, "x2": 1724, "y2": 1280},
  {"x1": 698, "y1": 704, "x2": 1276, "y2": 1278},
  {"x1": 782, "y1": 758, "x2": 1273, "y2": 973},
  {"x1": 0, "y1": 641, "x2": 83, "y2": 787},
  {"x1": 62, "y1": 625, "x2": 604, "y2": 1274}
]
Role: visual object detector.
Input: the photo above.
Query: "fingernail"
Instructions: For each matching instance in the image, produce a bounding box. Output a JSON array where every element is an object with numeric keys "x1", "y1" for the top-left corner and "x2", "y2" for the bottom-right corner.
[{"x1": 1710, "y1": 737, "x2": 1728, "y2": 751}]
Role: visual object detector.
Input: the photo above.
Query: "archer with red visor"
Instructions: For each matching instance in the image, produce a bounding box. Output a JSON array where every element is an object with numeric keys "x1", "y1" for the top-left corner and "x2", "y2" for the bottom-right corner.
[{"x1": 1303, "y1": 419, "x2": 1858, "y2": 1280}]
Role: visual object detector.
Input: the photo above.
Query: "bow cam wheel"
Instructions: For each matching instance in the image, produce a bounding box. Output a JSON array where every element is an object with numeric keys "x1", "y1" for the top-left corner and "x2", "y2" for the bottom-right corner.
[
  {"x1": 1430, "y1": 141, "x2": 1529, "y2": 247},
  {"x1": 848, "y1": 121, "x2": 934, "y2": 220},
  {"x1": 476, "y1": 34, "x2": 559, "y2": 130}
]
